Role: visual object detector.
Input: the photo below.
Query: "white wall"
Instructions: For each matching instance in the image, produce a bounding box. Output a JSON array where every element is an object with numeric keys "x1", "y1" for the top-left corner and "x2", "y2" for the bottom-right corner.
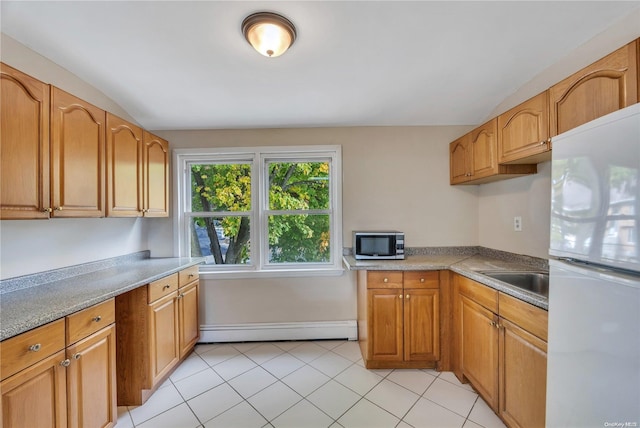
[
  {"x1": 478, "y1": 162, "x2": 551, "y2": 259},
  {"x1": 0, "y1": 34, "x2": 150, "y2": 279},
  {"x1": 477, "y1": 11, "x2": 640, "y2": 259},
  {"x1": 148, "y1": 126, "x2": 477, "y2": 327}
]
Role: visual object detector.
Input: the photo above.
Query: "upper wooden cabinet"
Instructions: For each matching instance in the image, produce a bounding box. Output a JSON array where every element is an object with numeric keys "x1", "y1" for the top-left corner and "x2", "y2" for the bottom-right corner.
[
  {"x1": 449, "y1": 134, "x2": 472, "y2": 184},
  {"x1": 51, "y1": 87, "x2": 106, "y2": 217},
  {"x1": 498, "y1": 91, "x2": 550, "y2": 164},
  {"x1": 450, "y1": 119, "x2": 537, "y2": 185},
  {"x1": 549, "y1": 40, "x2": 638, "y2": 136},
  {"x1": 0, "y1": 63, "x2": 51, "y2": 220},
  {"x1": 142, "y1": 131, "x2": 170, "y2": 217},
  {"x1": 1, "y1": 62, "x2": 170, "y2": 220},
  {"x1": 106, "y1": 113, "x2": 143, "y2": 217}
]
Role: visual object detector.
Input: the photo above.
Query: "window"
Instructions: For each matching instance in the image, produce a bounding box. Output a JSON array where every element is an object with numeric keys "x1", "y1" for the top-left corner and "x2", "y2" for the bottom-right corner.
[{"x1": 175, "y1": 146, "x2": 342, "y2": 276}]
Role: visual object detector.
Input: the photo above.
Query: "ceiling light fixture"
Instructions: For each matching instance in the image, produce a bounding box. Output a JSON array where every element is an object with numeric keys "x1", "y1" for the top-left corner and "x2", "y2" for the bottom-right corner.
[{"x1": 242, "y1": 12, "x2": 297, "y2": 58}]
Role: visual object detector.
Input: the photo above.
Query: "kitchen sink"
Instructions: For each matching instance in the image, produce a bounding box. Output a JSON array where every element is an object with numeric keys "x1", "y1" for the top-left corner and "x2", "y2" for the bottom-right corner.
[{"x1": 479, "y1": 271, "x2": 549, "y2": 298}]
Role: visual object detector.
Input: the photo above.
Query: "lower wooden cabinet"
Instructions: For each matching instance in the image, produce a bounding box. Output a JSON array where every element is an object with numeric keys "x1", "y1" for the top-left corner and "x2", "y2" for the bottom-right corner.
[
  {"x1": 1, "y1": 349, "x2": 68, "y2": 428},
  {"x1": 459, "y1": 294, "x2": 499, "y2": 409},
  {"x1": 453, "y1": 273, "x2": 548, "y2": 428},
  {"x1": 0, "y1": 300, "x2": 117, "y2": 428},
  {"x1": 115, "y1": 267, "x2": 200, "y2": 406},
  {"x1": 66, "y1": 324, "x2": 117, "y2": 428},
  {"x1": 357, "y1": 270, "x2": 440, "y2": 369}
]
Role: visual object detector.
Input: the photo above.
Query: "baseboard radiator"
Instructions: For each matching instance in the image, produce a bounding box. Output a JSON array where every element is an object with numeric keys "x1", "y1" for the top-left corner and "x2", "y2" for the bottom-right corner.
[{"x1": 199, "y1": 320, "x2": 358, "y2": 343}]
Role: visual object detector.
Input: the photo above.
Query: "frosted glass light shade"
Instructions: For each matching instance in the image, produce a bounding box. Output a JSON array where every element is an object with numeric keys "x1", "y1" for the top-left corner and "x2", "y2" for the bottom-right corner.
[{"x1": 242, "y1": 12, "x2": 296, "y2": 58}]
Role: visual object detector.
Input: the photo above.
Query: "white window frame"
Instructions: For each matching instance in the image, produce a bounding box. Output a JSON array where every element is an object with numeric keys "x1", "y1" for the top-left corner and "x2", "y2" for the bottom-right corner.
[{"x1": 174, "y1": 145, "x2": 343, "y2": 278}]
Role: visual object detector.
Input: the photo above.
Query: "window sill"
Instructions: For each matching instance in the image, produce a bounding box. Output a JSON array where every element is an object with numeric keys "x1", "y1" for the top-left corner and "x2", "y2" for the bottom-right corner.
[{"x1": 198, "y1": 267, "x2": 345, "y2": 280}]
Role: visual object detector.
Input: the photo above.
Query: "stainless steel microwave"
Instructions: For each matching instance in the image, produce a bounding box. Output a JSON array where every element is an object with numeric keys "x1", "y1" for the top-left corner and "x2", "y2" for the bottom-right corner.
[{"x1": 353, "y1": 231, "x2": 405, "y2": 260}]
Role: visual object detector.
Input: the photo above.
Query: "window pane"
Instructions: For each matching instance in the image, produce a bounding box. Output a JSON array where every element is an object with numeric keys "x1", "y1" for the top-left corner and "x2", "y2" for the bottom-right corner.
[
  {"x1": 268, "y1": 161, "x2": 329, "y2": 210},
  {"x1": 190, "y1": 217, "x2": 251, "y2": 265},
  {"x1": 191, "y1": 163, "x2": 251, "y2": 212},
  {"x1": 268, "y1": 214, "x2": 330, "y2": 263}
]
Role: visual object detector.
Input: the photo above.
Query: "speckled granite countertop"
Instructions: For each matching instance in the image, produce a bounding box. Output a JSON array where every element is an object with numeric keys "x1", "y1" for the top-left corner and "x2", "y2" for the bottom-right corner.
[
  {"x1": 343, "y1": 247, "x2": 549, "y2": 310},
  {"x1": 0, "y1": 252, "x2": 204, "y2": 341}
]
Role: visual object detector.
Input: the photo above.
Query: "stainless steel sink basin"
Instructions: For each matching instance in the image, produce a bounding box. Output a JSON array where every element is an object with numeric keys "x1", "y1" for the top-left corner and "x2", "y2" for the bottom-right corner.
[{"x1": 479, "y1": 271, "x2": 549, "y2": 298}]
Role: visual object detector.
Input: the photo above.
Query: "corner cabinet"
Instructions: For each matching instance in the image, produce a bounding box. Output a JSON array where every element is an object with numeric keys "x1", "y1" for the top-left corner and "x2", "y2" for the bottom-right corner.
[
  {"x1": 0, "y1": 63, "x2": 51, "y2": 220},
  {"x1": 357, "y1": 270, "x2": 440, "y2": 369},
  {"x1": 452, "y1": 273, "x2": 548, "y2": 428},
  {"x1": 0, "y1": 300, "x2": 117, "y2": 428},
  {"x1": 549, "y1": 40, "x2": 638, "y2": 137},
  {"x1": 450, "y1": 119, "x2": 537, "y2": 185},
  {"x1": 115, "y1": 266, "x2": 199, "y2": 405}
]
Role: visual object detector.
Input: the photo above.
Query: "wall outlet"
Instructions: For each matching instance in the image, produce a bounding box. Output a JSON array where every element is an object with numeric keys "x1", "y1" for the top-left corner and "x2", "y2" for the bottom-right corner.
[{"x1": 514, "y1": 216, "x2": 522, "y2": 232}]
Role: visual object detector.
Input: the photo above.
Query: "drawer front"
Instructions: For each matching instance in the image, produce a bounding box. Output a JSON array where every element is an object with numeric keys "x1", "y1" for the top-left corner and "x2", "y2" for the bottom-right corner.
[
  {"x1": 178, "y1": 265, "x2": 199, "y2": 288},
  {"x1": 148, "y1": 273, "x2": 179, "y2": 303},
  {"x1": 457, "y1": 274, "x2": 499, "y2": 313},
  {"x1": 499, "y1": 292, "x2": 548, "y2": 341},
  {"x1": 404, "y1": 271, "x2": 439, "y2": 289},
  {"x1": 0, "y1": 319, "x2": 65, "y2": 380},
  {"x1": 66, "y1": 298, "x2": 115, "y2": 345},
  {"x1": 367, "y1": 271, "x2": 403, "y2": 289}
]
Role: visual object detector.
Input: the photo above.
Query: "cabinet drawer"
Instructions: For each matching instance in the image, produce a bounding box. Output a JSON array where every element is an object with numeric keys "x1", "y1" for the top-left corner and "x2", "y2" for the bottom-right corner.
[
  {"x1": 367, "y1": 271, "x2": 403, "y2": 289},
  {"x1": 66, "y1": 298, "x2": 115, "y2": 345},
  {"x1": 404, "y1": 271, "x2": 439, "y2": 289},
  {"x1": 499, "y1": 293, "x2": 548, "y2": 341},
  {"x1": 457, "y1": 275, "x2": 498, "y2": 313},
  {"x1": 178, "y1": 265, "x2": 199, "y2": 288},
  {"x1": 0, "y1": 319, "x2": 65, "y2": 380},
  {"x1": 148, "y1": 273, "x2": 178, "y2": 303}
]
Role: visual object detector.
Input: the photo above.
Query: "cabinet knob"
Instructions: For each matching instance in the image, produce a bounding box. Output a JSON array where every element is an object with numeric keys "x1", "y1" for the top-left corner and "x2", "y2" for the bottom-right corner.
[
  {"x1": 60, "y1": 359, "x2": 71, "y2": 367},
  {"x1": 54, "y1": 207, "x2": 63, "y2": 211},
  {"x1": 383, "y1": 278, "x2": 388, "y2": 283},
  {"x1": 28, "y1": 343, "x2": 41, "y2": 352},
  {"x1": 93, "y1": 315, "x2": 102, "y2": 322},
  {"x1": 73, "y1": 353, "x2": 81, "y2": 360},
  {"x1": 539, "y1": 140, "x2": 547, "y2": 146},
  {"x1": 42, "y1": 208, "x2": 52, "y2": 213},
  {"x1": 406, "y1": 294, "x2": 410, "y2": 299},
  {"x1": 398, "y1": 295, "x2": 403, "y2": 299},
  {"x1": 420, "y1": 278, "x2": 425, "y2": 283},
  {"x1": 177, "y1": 293, "x2": 184, "y2": 299},
  {"x1": 188, "y1": 274, "x2": 195, "y2": 278},
  {"x1": 163, "y1": 284, "x2": 171, "y2": 290}
]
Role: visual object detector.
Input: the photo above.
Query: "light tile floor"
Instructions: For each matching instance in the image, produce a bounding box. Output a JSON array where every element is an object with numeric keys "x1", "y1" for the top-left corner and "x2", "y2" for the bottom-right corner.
[{"x1": 117, "y1": 340, "x2": 507, "y2": 428}]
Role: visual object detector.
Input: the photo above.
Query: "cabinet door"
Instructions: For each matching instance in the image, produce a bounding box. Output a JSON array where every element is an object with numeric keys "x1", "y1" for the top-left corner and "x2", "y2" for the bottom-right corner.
[
  {"x1": 66, "y1": 325, "x2": 117, "y2": 428},
  {"x1": 403, "y1": 288, "x2": 439, "y2": 362},
  {"x1": 148, "y1": 292, "x2": 179, "y2": 386},
  {"x1": 367, "y1": 289, "x2": 403, "y2": 362},
  {"x1": 50, "y1": 87, "x2": 105, "y2": 217},
  {"x1": 499, "y1": 318, "x2": 547, "y2": 428},
  {"x1": 0, "y1": 350, "x2": 67, "y2": 428},
  {"x1": 0, "y1": 63, "x2": 51, "y2": 219},
  {"x1": 498, "y1": 92, "x2": 550, "y2": 164},
  {"x1": 178, "y1": 281, "x2": 200, "y2": 358},
  {"x1": 449, "y1": 134, "x2": 472, "y2": 184},
  {"x1": 470, "y1": 118, "x2": 499, "y2": 179},
  {"x1": 549, "y1": 40, "x2": 638, "y2": 136},
  {"x1": 142, "y1": 131, "x2": 169, "y2": 217},
  {"x1": 106, "y1": 113, "x2": 143, "y2": 217},
  {"x1": 460, "y1": 295, "x2": 499, "y2": 410}
]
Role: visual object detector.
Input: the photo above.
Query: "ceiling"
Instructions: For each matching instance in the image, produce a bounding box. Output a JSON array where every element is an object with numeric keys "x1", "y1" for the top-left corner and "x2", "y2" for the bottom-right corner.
[{"x1": 2, "y1": 1, "x2": 639, "y2": 130}]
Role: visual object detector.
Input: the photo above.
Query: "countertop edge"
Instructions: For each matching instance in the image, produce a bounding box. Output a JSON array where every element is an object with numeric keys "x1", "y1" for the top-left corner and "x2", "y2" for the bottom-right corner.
[
  {"x1": 343, "y1": 255, "x2": 548, "y2": 310},
  {"x1": 0, "y1": 257, "x2": 204, "y2": 341}
]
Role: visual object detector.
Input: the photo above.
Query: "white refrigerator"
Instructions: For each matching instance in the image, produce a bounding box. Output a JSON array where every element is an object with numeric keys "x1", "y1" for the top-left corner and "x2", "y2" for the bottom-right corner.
[{"x1": 547, "y1": 103, "x2": 640, "y2": 427}]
